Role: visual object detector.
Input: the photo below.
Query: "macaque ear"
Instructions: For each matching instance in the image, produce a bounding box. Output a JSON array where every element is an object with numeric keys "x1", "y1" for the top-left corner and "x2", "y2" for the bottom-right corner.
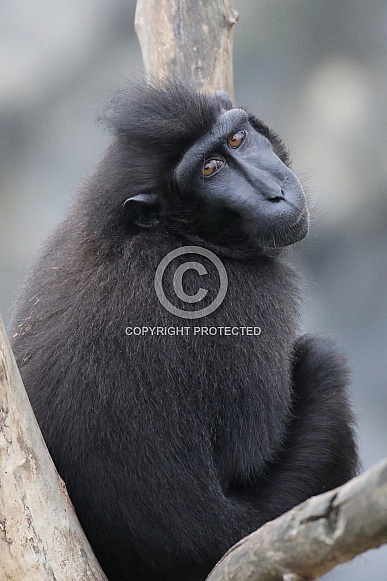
[
  {"x1": 214, "y1": 90, "x2": 234, "y2": 111},
  {"x1": 124, "y1": 193, "x2": 162, "y2": 227}
]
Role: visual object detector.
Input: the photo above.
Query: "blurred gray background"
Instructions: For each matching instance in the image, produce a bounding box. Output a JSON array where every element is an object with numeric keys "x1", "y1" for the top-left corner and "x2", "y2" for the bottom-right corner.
[{"x1": 0, "y1": 0, "x2": 386, "y2": 578}]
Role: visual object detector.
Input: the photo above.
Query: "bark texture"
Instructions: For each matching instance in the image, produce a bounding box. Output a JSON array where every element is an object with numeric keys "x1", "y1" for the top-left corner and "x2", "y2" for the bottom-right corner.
[
  {"x1": 0, "y1": 316, "x2": 107, "y2": 581},
  {"x1": 207, "y1": 459, "x2": 387, "y2": 581},
  {"x1": 135, "y1": 0, "x2": 238, "y2": 99}
]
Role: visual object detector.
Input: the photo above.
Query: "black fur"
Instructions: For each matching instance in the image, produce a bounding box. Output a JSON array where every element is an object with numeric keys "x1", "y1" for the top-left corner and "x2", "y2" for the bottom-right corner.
[{"x1": 11, "y1": 80, "x2": 358, "y2": 581}]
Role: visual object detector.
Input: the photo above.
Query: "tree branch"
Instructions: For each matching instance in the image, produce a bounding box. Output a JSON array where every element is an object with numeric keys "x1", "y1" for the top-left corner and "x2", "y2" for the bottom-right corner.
[
  {"x1": 207, "y1": 458, "x2": 387, "y2": 581},
  {"x1": 135, "y1": 0, "x2": 238, "y2": 98},
  {"x1": 0, "y1": 315, "x2": 107, "y2": 581}
]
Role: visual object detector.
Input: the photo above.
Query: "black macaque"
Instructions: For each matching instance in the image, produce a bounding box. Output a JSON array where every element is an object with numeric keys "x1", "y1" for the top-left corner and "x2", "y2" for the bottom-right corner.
[{"x1": 11, "y1": 81, "x2": 358, "y2": 581}]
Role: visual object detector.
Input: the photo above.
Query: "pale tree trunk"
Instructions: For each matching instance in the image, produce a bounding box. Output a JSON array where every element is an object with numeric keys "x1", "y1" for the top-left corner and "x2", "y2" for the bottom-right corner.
[
  {"x1": 1, "y1": 2, "x2": 387, "y2": 580},
  {"x1": 0, "y1": 316, "x2": 107, "y2": 580},
  {"x1": 207, "y1": 459, "x2": 387, "y2": 581},
  {"x1": 135, "y1": 0, "x2": 238, "y2": 99}
]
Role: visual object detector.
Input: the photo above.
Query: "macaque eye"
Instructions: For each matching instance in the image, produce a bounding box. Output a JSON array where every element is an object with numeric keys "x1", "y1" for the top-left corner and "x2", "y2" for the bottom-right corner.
[
  {"x1": 228, "y1": 130, "x2": 246, "y2": 149},
  {"x1": 201, "y1": 159, "x2": 224, "y2": 177}
]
